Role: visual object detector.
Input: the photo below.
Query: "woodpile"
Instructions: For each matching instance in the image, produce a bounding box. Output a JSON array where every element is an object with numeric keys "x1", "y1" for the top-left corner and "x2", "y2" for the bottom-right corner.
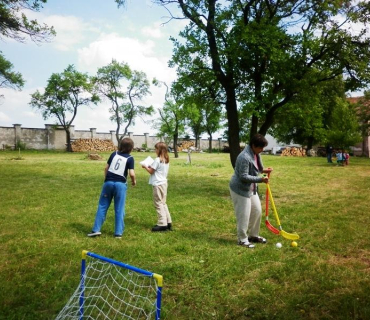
[
  {"x1": 71, "y1": 139, "x2": 116, "y2": 152},
  {"x1": 177, "y1": 141, "x2": 195, "y2": 152},
  {"x1": 87, "y1": 153, "x2": 103, "y2": 160},
  {"x1": 281, "y1": 147, "x2": 306, "y2": 157}
]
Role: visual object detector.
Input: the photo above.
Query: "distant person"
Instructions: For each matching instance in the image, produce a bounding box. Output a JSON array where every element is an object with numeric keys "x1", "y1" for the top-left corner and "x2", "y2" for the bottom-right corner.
[
  {"x1": 88, "y1": 138, "x2": 136, "y2": 238},
  {"x1": 229, "y1": 134, "x2": 272, "y2": 248},
  {"x1": 142, "y1": 142, "x2": 172, "y2": 232},
  {"x1": 336, "y1": 151, "x2": 344, "y2": 166},
  {"x1": 326, "y1": 145, "x2": 333, "y2": 163},
  {"x1": 344, "y1": 152, "x2": 350, "y2": 166}
]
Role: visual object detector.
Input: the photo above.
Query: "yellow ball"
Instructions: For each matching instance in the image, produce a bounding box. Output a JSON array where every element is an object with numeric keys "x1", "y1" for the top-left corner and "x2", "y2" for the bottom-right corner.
[{"x1": 291, "y1": 241, "x2": 298, "y2": 247}]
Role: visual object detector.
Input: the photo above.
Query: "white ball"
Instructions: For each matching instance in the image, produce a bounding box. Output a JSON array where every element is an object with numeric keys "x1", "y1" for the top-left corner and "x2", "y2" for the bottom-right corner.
[{"x1": 276, "y1": 242, "x2": 282, "y2": 248}]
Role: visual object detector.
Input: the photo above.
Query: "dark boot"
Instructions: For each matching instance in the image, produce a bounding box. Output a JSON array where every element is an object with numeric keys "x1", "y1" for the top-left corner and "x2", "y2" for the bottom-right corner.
[
  {"x1": 167, "y1": 223, "x2": 172, "y2": 231},
  {"x1": 151, "y1": 225, "x2": 168, "y2": 232}
]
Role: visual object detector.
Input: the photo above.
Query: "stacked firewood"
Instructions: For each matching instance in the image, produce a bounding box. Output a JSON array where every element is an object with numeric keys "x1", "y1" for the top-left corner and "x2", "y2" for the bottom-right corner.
[
  {"x1": 177, "y1": 141, "x2": 195, "y2": 152},
  {"x1": 281, "y1": 147, "x2": 306, "y2": 157},
  {"x1": 87, "y1": 153, "x2": 103, "y2": 160},
  {"x1": 71, "y1": 139, "x2": 116, "y2": 152}
]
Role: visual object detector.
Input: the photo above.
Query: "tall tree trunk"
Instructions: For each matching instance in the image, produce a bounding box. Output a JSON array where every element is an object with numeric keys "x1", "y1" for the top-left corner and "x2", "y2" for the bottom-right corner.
[
  {"x1": 225, "y1": 90, "x2": 240, "y2": 168},
  {"x1": 250, "y1": 114, "x2": 259, "y2": 140},
  {"x1": 208, "y1": 134, "x2": 213, "y2": 153},
  {"x1": 307, "y1": 136, "x2": 314, "y2": 150},
  {"x1": 65, "y1": 128, "x2": 72, "y2": 152},
  {"x1": 362, "y1": 137, "x2": 366, "y2": 157},
  {"x1": 173, "y1": 131, "x2": 179, "y2": 158}
]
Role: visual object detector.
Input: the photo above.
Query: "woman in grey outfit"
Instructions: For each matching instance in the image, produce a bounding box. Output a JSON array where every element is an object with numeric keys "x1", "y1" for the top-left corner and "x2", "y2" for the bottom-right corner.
[{"x1": 229, "y1": 134, "x2": 272, "y2": 248}]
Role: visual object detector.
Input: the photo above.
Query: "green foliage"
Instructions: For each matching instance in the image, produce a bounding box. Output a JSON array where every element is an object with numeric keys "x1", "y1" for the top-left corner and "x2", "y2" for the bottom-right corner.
[
  {"x1": 153, "y1": 80, "x2": 186, "y2": 157},
  {"x1": 1, "y1": 151, "x2": 370, "y2": 319},
  {"x1": 15, "y1": 140, "x2": 26, "y2": 150},
  {"x1": 326, "y1": 98, "x2": 362, "y2": 149},
  {"x1": 172, "y1": 72, "x2": 224, "y2": 151},
  {"x1": 0, "y1": 52, "x2": 24, "y2": 93},
  {"x1": 29, "y1": 65, "x2": 98, "y2": 151},
  {"x1": 93, "y1": 60, "x2": 154, "y2": 142},
  {"x1": 161, "y1": 0, "x2": 370, "y2": 166},
  {"x1": 272, "y1": 76, "x2": 361, "y2": 148},
  {"x1": 30, "y1": 65, "x2": 97, "y2": 123},
  {"x1": 114, "y1": 0, "x2": 126, "y2": 8},
  {"x1": 0, "y1": 0, "x2": 55, "y2": 43},
  {"x1": 0, "y1": 0, "x2": 55, "y2": 97}
]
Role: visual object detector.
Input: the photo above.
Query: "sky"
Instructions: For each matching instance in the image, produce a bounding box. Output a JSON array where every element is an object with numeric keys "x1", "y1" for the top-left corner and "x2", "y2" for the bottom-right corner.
[{"x1": 0, "y1": 0, "x2": 188, "y2": 136}]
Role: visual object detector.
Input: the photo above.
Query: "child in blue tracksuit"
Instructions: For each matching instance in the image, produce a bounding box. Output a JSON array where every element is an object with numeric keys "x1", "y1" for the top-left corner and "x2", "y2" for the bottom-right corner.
[
  {"x1": 88, "y1": 138, "x2": 136, "y2": 238},
  {"x1": 336, "y1": 151, "x2": 344, "y2": 166}
]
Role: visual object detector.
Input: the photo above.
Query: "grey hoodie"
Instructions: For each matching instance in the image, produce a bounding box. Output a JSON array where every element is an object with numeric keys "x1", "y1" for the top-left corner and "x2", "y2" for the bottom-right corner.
[{"x1": 229, "y1": 145, "x2": 264, "y2": 197}]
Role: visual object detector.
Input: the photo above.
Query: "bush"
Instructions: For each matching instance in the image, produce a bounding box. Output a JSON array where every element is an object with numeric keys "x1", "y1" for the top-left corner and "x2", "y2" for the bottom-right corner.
[{"x1": 15, "y1": 140, "x2": 26, "y2": 150}]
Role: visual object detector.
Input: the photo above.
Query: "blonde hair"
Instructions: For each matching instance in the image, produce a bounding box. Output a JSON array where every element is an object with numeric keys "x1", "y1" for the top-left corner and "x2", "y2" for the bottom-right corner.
[{"x1": 155, "y1": 142, "x2": 169, "y2": 164}]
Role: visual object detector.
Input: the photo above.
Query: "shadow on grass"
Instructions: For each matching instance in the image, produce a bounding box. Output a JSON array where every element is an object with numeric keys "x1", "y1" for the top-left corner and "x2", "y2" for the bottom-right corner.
[{"x1": 69, "y1": 222, "x2": 91, "y2": 234}]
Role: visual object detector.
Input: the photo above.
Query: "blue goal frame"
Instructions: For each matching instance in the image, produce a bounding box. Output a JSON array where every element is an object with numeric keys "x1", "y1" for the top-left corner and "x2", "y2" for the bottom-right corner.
[{"x1": 79, "y1": 250, "x2": 163, "y2": 320}]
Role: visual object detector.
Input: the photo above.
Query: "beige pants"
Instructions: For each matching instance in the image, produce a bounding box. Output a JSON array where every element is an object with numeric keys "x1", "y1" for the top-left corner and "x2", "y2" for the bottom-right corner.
[
  {"x1": 153, "y1": 183, "x2": 172, "y2": 226},
  {"x1": 230, "y1": 189, "x2": 262, "y2": 243}
]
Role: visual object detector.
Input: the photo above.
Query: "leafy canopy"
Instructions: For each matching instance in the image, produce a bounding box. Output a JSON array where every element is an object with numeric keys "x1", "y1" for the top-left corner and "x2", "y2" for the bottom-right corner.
[
  {"x1": 93, "y1": 60, "x2": 154, "y2": 142},
  {"x1": 155, "y1": 0, "x2": 370, "y2": 166}
]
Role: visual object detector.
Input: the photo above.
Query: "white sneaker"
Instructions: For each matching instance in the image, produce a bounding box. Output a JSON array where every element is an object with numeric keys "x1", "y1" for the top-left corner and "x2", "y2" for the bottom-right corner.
[
  {"x1": 87, "y1": 231, "x2": 101, "y2": 237},
  {"x1": 238, "y1": 241, "x2": 255, "y2": 248}
]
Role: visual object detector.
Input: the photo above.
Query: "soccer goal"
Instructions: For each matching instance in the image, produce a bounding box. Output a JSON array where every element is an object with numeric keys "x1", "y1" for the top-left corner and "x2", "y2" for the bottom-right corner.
[{"x1": 55, "y1": 250, "x2": 163, "y2": 320}]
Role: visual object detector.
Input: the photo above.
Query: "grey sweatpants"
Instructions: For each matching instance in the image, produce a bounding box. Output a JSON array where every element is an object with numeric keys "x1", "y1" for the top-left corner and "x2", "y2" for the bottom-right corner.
[{"x1": 230, "y1": 189, "x2": 262, "y2": 243}]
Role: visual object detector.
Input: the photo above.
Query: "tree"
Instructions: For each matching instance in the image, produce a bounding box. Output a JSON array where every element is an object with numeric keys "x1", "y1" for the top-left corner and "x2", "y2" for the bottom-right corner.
[
  {"x1": 30, "y1": 65, "x2": 98, "y2": 152},
  {"x1": 155, "y1": 0, "x2": 370, "y2": 167},
  {"x1": 171, "y1": 65, "x2": 224, "y2": 152},
  {"x1": 271, "y1": 76, "x2": 343, "y2": 149},
  {"x1": 0, "y1": 0, "x2": 55, "y2": 43},
  {"x1": 0, "y1": 53, "x2": 24, "y2": 97},
  {"x1": 92, "y1": 60, "x2": 154, "y2": 143},
  {"x1": 186, "y1": 104, "x2": 203, "y2": 149},
  {"x1": 0, "y1": 0, "x2": 125, "y2": 95},
  {"x1": 0, "y1": 0, "x2": 56, "y2": 94},
  {"x1": 326, "y1": 99, "x2": 361, "y2": 150},
  {"x1": 272, "y1": 76, "x2": 362, "y2": 150},
  {"x1": 153, "y1": 80, "x2": 186, "y2": 158}
]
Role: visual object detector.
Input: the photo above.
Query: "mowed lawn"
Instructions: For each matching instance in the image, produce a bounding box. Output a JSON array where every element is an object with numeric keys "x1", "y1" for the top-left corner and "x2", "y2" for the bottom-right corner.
[{"x1": 1, "y1": 150, "x2": 370, "y2": 320}]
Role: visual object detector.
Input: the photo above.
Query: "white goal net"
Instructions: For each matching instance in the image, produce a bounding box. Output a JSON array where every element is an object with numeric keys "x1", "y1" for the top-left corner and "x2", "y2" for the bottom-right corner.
[{"x1": 55, "y1": 251, "x2": 163, "y2": 320}]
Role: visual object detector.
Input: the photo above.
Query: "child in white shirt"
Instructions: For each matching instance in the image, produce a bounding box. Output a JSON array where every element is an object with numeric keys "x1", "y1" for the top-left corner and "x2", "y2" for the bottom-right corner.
[{"x1": 142, "y1": 142, "x2": 172, "y2": 232}]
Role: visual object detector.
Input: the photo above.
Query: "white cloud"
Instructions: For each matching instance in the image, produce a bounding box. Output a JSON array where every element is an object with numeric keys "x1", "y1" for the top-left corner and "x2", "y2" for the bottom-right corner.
[
  {"x1": 0, "y1": 2, "x2": 188, "y2": 135},
  {"x1": 75, "y1": 33, "x2": 177, "y2": 133},
  {"x1": 43, "y1": 15, "x2": 95, "y2": 51},
  {"x1": 0, "y1": 88, "x2": 46, "y2": 128},
  {"x1": 141, "y1": 22, "x2": 164, "y2": 39},
  {"x1": 77, "y1": 33, "x2": 176, "y2": 82}
]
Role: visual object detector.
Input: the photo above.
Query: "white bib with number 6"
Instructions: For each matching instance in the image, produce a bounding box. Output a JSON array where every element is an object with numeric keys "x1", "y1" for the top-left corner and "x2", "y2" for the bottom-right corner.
[{"x1": 108, "y1": 153, "x2": 130, "y2": 177}]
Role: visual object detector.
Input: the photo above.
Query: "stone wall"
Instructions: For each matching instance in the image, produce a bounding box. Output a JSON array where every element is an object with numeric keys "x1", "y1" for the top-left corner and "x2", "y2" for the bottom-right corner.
[{"x1": 0, "y1": 124, "x2": 228, "y2": 151}]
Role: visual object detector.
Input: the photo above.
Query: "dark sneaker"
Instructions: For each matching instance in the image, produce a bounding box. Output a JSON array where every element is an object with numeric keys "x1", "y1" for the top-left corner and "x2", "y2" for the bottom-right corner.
[
  {"x1": 248, "y1": 236, "x2": 267, "y2": 244},
  {"x1": 151, "y1": 225, "x2": 168, "y2": 232},
  {"x1": 87, "y1": 231, "x2": 101, "y2": 237},
  {"x1": 238, "y1": 241, "x2": 255, "y2": 248},
  {"x1": 114, "y1": 234, "x2": 122, "y2": 238}
]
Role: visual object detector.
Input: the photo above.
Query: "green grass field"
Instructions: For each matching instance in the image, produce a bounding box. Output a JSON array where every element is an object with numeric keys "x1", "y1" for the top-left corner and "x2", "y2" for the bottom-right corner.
[{"x1": 1, "y1": 150, "x2": 370, "y2": 319}]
